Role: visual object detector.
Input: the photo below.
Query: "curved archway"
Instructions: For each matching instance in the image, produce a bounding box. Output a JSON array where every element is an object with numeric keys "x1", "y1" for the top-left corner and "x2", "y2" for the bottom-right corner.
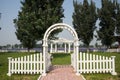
[
  {"x1": 43, "y1": 23, "x2": 78, "y2": 40},
  {"x1": 42, "y1": 23, "x2": 79, "y2": 76}
]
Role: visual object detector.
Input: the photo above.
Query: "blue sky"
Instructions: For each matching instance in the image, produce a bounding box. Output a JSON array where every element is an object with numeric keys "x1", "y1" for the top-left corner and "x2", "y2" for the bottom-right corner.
[{"x1": 0, "y1": 0, "x2": 102, "y2": 46}]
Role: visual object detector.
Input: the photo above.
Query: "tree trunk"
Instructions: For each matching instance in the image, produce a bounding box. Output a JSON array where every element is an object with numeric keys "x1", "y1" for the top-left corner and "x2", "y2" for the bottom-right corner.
[{"x1": 27, "y1": 48, "x2": 30, "y2": 52}]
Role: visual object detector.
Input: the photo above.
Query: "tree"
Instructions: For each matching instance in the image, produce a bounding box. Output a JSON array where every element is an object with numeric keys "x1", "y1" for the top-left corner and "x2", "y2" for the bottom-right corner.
[
  {"x1": 114, "y1": 1, "x2": 120, "y2": 47},
  {"x1": 6, "y1": 44, "x2": 11, "y2": 49},
  {"x1": 72, "y1": 0, "x2": 97, "y2": 47},
  {"x1": 116, "y1": 1, "x2": 120, "y2": 34},
  {"x1": 14, "y1": 44, "x2": 20, "y2": 49},
  {"x1": 97, "y1": 0, "x2": 117, "y2": 48},
  {"x1": 14, "y1": 0, "x2": 64, "y2": 50}
]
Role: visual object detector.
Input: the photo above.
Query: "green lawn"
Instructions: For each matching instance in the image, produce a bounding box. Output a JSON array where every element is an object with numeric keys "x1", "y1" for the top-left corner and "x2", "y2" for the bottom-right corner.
[
  {"x1": 0, "y1": 52, "x2": 39, "y2": 80},
  {"x1": 0, "y1": 52, "x2": 120, "y2": 80},
  {"x1": 51, "y1": 53, "x2": 71, "y2": 65}
]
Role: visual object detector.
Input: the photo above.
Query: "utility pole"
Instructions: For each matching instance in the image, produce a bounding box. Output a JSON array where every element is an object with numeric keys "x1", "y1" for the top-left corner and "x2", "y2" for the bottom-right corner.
[{"x1": 0, "y1": 13, "x2": 1, "y2": 30}]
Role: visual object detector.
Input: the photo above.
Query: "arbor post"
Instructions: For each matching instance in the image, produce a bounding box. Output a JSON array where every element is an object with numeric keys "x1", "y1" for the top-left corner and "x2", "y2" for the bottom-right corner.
[
  {"x1": 75, "y1": 39, "x2": 80, "y2": 76},
  {"x1": 42, "y1": 39, "x2": 47, "y2": 76}
]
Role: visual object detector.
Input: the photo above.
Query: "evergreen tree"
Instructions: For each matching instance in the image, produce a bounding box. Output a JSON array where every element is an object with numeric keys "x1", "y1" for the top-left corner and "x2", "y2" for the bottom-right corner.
[
  {"x1": 116, "y1": 0, "x2": 120, "y2": 34},
  {"x1": 14, "y1": 0, "x2": 64, "y2": 50},
  {"x1": 97, "y1": 0, "x2": 116, "y2": 48},
  {"x1": 72, "y1": 0, "x2": 97, "y2": 47},
  {"x1": 115, "y1": 1, "x2": 120, "y2": 47}
]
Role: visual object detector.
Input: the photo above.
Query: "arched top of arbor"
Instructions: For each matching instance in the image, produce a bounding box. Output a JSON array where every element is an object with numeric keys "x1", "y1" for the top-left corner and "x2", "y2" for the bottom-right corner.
[{"x1": 43, "y1": 23, "x2": 79, "y2": 41}]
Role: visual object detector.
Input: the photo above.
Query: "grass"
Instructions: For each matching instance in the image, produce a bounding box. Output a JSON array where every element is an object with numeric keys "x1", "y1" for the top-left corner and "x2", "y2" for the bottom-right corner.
[
  {"x1": 0, "y1": 52, "x2": 120, "y2": 80},
  {"x1": 51, "y1": 53, "x2": 71, "y2": 65},
  {"x1": 0, "y1": 52, "x2": 39, "y2": 80}
]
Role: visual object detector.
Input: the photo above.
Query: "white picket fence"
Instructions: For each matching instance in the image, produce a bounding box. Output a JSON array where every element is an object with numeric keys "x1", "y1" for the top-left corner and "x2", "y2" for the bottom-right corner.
[
  {"x1": 7, "y1": 52, "x2": 117, "y2": 76},
  {"x1": 77, "y1": 52, "x2": 117, "y2": 75},
  {"x1": 7, "y1": 53, "x2": 44, "y2": 76}
]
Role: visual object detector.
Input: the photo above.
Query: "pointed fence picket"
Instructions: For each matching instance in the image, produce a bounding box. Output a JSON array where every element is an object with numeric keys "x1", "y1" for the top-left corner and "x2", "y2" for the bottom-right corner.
[{"x1": 7, "y1": 53, "x2": 44, "y2": 76}]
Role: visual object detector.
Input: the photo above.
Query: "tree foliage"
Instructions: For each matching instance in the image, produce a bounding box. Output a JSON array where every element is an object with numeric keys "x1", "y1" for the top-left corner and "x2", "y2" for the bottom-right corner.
[
  {"x1": 97, "y1": 0, "x2": 118, "y2": 47},
  {"x1": 72, "y1": 0, "x2": 97, "y2": 46},
  {"x1": 116, "y1": 1, "x2": 120, "y2": 34},
  {"x1": 14, "y1": 0, "x2": 64, "y2": 50}
]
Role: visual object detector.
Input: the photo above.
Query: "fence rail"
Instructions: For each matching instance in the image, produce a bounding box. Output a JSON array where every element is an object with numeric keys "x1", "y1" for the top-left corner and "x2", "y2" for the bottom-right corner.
[
  {"x1": 7, "y1": 53, "x2": 44, "y2": 76},
  {"x1": 77, "y1": 52, "x2": 117, "y2": 75}
]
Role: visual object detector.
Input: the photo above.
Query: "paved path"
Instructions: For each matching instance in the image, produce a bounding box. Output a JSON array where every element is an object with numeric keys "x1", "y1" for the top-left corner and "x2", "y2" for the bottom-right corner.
[{"x1": 40, "y1": 65, "x2": 84, "y2": 80}]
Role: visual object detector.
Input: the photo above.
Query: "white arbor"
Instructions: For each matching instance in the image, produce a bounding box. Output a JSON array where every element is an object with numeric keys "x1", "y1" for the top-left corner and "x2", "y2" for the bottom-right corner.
[{"x1": 42, "y1": 23, "x2": 79, "y2": 76}]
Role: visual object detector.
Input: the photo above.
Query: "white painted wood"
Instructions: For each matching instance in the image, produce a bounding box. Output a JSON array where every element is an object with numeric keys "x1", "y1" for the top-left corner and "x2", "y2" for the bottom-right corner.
[
  {"x1": 99, "y1": 56, "x2": 102, "y2": 73},
  {"x1": 14, "y1": 58, "x2": 17, "y2": 74},
  {"x1": 50, "y1": 43, "x2": 53, "y2": 53},
  {"x1": 37, "y1": 54, "x2": 39, "y2": 74},
  {"x1": 77, "y1": 52, "x2": 117, "y2": 75},
  {"x1": 40, "y1": 53, "x2": 42, "y2": 73},
  {"x1": 68, "y1": 43, "x2": 71, "y2": 53},
  {"x1": 111, "y1": 56, "x2": 117, "y2": 75},
  {"x1": 86, "y1": 53, "x2": 89, "y2": 73},
  {"x1": 34, "y1": 54, "x2": 36, "y2": 74},
  {"x1": 11, "y1": 59, "x2": 14, "y2": 74},
  {"x1": 7, "y1": 57, "x2": 12, "y2": 76},
  {"x1": 83, "y1": 53, "x2": 85, "y2": 73},
  {"x1": 106, "y1": 57, "x2": 108, "y2": 73},
  {"x1": 80, "y1": 52, "x2": 82, "y2": 73},
  {"x1": 24, "y1": 56, "x2": 26, "y2": 74},
  {"x1": 21, "y1": 57, "x2": 23, "y2": 74},
  {"x1": 7, "y1": 53, "x2": 44, "y2": 76},
  {"x1": 93, "y1": 55, "x2": 95, "y2": 73},
  {"x1": 90, "y1": 54, "x2": 92, "y2": 73},
  {"x1": 64, "y1": 43, "x2": 67, "y2": 53},
  {"x1": 18, "y1": 58, "x2": 20, "y2": 74},
  {"x1": 96, "y1": 55, "x2": 98, "y2": 73}
]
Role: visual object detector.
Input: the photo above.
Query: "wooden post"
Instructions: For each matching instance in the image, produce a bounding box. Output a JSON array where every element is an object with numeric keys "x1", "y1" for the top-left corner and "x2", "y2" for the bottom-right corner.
[
  {"x1": 7, "y1": 57, "x2": 12, "y2": 76},
  {"x1": 68, "y1": 43, "x2": 71, "y2": 53},
  {"x1": 75, "y1": 39, "x2": 80, "y2": 76},
  {"x1": 65, "y1": 43, "x2": 67, "y2": 53},
  {"x1": 42, "y1": 39, "x2": 47, "y2": 76},
  {"x1": 50, "y1": 43, "x2": 53, "y2": 53},
  {"x1": 111, "y1": 56, "x2": 117, "y2": 75}
]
